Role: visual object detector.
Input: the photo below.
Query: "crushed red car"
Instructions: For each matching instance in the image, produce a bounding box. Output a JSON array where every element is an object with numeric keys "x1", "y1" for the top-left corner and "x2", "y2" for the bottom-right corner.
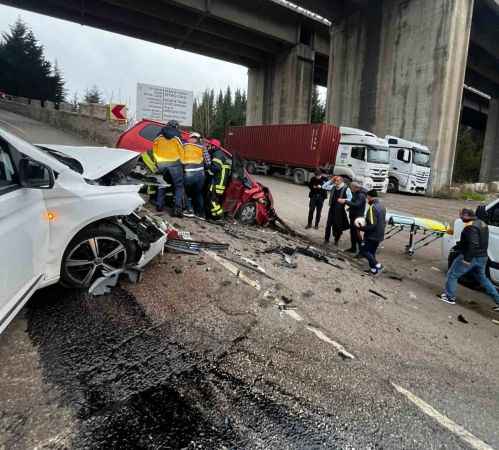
[{"x1": 116, "y1": 119, "x2": 276, "y2": 226}]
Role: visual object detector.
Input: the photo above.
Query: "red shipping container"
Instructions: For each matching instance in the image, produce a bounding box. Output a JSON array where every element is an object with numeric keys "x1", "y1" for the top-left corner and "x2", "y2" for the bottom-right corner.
[{"x1": 225, "y1": 124, "x2": 341, "y2": 170}]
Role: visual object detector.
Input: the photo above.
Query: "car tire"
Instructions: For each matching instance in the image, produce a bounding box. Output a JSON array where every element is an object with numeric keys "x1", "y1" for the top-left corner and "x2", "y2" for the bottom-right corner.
[
  {"x1": 237, "y1": 202, "x2": 257, "y2": 225},
  {"x1": 293, "y1": 169, "x2": 307, "y2": 185},
  {"x1": 388, "y1": 177, "x2": 399, "y2": 193},
  {"x1": 61, "y1": 223, "x2": 130, "y2": 288}
]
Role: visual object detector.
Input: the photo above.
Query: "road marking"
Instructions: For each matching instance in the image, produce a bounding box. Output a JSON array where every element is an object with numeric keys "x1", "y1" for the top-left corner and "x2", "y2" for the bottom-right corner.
[
  {"x1": 0, "y1": 118, "x2": 28, "y2": 137},
  {"x1": 204, "y1": 250, "x2": 261, "y2": 291},
  {"x1": 284, "y1": 309, "x2": 303, "y2": 321},
  {"x1": 306, "y1": 326, "x2": 355, "y2": 360},
  {"x1": 392, "y1": 383, "x2": 494, "y2": 450}
]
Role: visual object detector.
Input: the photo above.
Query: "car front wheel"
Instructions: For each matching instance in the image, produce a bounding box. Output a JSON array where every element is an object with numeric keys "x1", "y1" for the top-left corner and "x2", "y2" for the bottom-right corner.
[
  {"x1": 237, "y1": 202, "x2": 257, "y2": 225},
  {"x1": 61, "y1": 224, "x2": 129, "y2": 288}
]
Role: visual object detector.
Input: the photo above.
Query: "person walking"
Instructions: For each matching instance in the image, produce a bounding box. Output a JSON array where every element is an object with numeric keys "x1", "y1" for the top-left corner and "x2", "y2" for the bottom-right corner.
[
  {"x1": 306, "y1": 169, "x2": 328, "y2": 229},
  {"x1": 440, "y1": 208, "x2": 499, "y2": 311},
  {"x1": 357, "y1": 190, "x2": 386, "y2": 275},
  {"x1": 338, "y1": 182, "x2": 367, "y2": 254},
  {"x1": 323, "y1": 175, "x2": 352, "y2": 246},
  {"x1": 152, "y1": 120, "x2": 185, "y2": 217}
]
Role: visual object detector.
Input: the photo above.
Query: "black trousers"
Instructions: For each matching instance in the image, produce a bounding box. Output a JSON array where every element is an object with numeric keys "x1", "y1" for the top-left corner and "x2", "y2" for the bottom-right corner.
[
  {"x1": 325, "y1": 208, "x2": 344, "y2": 243},
  {"x1": 360, "y1": 239, "x2": 380, "y2": 269},
  {"x1": 349, "y1": 216, "x2": 362, "y2": 251},
  {"x1": 308, "y1": 196, "x2": 324, "y2": 227}
]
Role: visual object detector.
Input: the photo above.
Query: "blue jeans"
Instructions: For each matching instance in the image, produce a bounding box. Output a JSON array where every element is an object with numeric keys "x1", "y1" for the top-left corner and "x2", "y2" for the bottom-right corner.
[
  {"x1": 445, "y1": 255, "x2": 499, "y2": 303},
  {"x1": 360, "y1": 239, "x2": 380, "y2": 269},
  {"x1": 184, "y1": 170, "x2": 206, "y2": 216},
  {"x1": 157, "y1": 162, "x2": 184, "y2": 210}
]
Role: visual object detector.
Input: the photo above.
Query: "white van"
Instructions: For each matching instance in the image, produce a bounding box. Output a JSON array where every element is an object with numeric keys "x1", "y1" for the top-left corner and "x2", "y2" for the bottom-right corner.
[
  {"x1": 386, "y1": 136, "x2": 431, "y2": 194},
  {"x1": 0, "y1": 128, "x2": 166, "y2": 334},
  {"x1": 334, "y1": 127, "x2": 390, "y2": 192}
]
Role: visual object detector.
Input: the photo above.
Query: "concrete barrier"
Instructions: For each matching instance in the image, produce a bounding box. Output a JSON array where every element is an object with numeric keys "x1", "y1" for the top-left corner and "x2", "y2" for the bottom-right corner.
[{"x1": 0, "y1": 97, "x2": 125, "y2": 147}]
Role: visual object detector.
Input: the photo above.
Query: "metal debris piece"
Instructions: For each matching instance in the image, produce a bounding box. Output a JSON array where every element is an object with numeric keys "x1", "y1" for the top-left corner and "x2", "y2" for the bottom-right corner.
[
  {"x1": 89, "y1": 270, "x2": 122, "y2": 296},
  {"x1": 369, "y1": 289, "x2": 387, "y2": 300},
  {"x1": 219, "y1": 254, "x2": 274, "y2": 280},
  {"x1": 265, "y1": 245, "x2": 343, "y2": 269},
  {"x1": 457, "y1": 314, "x2": 469, "y2": 324},
  {"x1": 165, "y1": 238, "x2": 229, "y2": 255},
  {"x1": 492, "y1": 319, "x2": 499, "y2": 325}
]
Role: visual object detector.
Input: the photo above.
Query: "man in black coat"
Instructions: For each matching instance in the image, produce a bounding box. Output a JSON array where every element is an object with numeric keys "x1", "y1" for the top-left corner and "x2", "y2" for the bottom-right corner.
[
  {"x1": 306, "y1": 169, "x2": 328, "y2": 229},
  {"x1": 440, "y1": 208, "x2": 499, "y2": 311},
  {"x1": 323, "y1": 176, "x2": 352, "y2": 245},
  {"x1": 338, "y1": 182, "x2": 367, "y2": 253},
  {"x1": 357, "y1": 190, "x2": 386, "y2": 275}
]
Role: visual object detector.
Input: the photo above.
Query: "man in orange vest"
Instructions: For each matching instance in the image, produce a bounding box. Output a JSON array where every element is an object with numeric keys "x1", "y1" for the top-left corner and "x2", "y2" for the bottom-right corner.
[
  {"x1": 182, "y1": 132, "x2": 209, "y2": 217},
  {"x1": 152, "y1": 120, "x2": 185, "y2": 217}
]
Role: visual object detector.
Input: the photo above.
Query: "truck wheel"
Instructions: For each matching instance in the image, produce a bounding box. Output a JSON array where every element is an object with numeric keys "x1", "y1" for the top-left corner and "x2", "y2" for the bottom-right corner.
[
  {"x1": 293, "y1": 169, "x2": 307, "y2": 185},
  {"x1": 61, "y1": 223, "x2": 130, "y2": 288},
  {"x1": 388, "y1": 178, "x2": 399, "y2": 193},
  {"x1": 237, "y1": 202, "x2": 257, "y2": 225},
  {"x1": 246, "y1": 162, "x2": 256, "y2": 174}
]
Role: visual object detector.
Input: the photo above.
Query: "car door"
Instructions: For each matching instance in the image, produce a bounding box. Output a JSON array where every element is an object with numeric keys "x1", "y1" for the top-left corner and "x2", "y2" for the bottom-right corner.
[
  {"x1": 484, "y1": 201, "x2": 499, "y2": 284},
  {"x1": 0, "y1": 138, "x2": 49, "y2": 334}
]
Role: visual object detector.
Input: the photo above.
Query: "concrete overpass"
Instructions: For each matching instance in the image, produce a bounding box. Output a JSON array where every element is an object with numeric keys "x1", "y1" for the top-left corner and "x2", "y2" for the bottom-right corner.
[
  {"x1": 2, "y1": 0, "x2": 499, "y2": 190},
  {"x1": 0, "y1": 0, "x2": 331, "y2": 125}
]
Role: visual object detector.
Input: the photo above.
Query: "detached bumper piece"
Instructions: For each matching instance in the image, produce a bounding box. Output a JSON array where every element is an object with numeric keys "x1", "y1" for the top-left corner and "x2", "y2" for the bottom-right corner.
[
  {"x1": 165, "y1": 239, "x2": 229, "y2": 255},
  {"x1": 89, "y1": 210, "x2": 167, "y2": 296}
]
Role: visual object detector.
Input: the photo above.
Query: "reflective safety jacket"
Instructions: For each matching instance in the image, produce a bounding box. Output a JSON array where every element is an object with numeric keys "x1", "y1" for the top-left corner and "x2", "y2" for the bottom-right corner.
[
  {"x1": 142, "y1": 149, "x2": 158, "y2": 173},
  {"x1": 182, "y1": 143, "x2": 205, "y2": 173},
  {"x1": 209, "y1": 149, "x2": 231, "y2": 195},
  {"x1": 152, "y1": 135, "x2": 183, "y2": 164}
]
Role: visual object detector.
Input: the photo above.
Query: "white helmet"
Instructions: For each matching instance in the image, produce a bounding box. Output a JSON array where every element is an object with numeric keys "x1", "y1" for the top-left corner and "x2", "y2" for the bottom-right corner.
[{"x1": 354, "y1": 217, "x2": 366, "y2": 228}]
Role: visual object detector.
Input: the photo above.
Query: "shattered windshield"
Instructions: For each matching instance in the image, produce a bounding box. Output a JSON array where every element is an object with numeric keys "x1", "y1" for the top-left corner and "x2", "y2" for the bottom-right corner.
[
  {"x1": 367, "y1": 146, "x2": 390, "y2": 164},
  {"x1": 413, "y1": 149, "x2": 431, "y2": 167},
  {"x1": 37, "y1": 146, "x2": 84, "y2": 174}
]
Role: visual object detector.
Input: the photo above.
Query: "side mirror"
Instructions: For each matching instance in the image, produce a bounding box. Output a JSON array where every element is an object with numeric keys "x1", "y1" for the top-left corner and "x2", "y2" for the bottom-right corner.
[{"x1": 18, "y1": 157, "x2": 54, "y2": 189}]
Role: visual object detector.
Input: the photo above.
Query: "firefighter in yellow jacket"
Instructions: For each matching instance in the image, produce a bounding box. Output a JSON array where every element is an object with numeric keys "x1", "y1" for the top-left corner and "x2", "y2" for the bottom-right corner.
[
  {"x1": 151, "y1": 120, "x2": 185, "y2": 217},
  {"x1": 182, "y1": 132, "x2": 209, "y2": 217},
  {"x1": 207, "y1": 139, "x2": 231, "y2": 220}
]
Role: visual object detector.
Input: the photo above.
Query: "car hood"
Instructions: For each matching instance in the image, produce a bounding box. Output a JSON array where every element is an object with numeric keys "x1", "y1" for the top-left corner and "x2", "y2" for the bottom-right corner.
[{"x1": 37, "y1": 144, "x2": 139, "y2": 180}]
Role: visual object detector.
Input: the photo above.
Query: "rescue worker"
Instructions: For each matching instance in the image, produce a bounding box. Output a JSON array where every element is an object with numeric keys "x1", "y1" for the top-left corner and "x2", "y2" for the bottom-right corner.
[
  {"x1": 182, "y1": 132, "x2": 208, "y2": 218},
  {"x1": 338, "y1": 182, "x2": 367, "y2": 253},
  {"x1": 207, "y1": 139, "x2": 231, "y2": 220},
  {"x1": 440, "y1": 208, "x2": 499, "y2": 311},
  {"x1": 322, "y1": 175, "x2": 352, "y2": 246},
  {"x1": 357, "y1": 190, "x2": 386, "y2": 275},
  {"x1": 152, "y1": 120, "x2": 185, "y2": 217}
]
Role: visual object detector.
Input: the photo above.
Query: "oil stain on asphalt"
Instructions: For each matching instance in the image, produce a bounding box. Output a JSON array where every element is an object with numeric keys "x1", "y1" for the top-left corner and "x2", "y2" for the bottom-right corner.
[{"x1": 26, "y1": 285, "x2": 340, "y2": 449}]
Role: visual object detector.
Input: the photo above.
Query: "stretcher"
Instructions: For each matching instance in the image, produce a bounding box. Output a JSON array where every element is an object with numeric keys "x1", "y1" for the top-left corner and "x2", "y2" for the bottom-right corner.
[{"x1": 384, "y1": 211, "x2": 448, "y2": 256}]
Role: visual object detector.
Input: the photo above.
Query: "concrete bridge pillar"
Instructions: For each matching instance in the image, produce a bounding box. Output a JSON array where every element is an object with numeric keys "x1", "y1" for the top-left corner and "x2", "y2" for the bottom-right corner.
[
  {"x1": 479, "y1": 98, "x2": 499, "y2": 182},
  {"x1": 246, "y1": 44, "x2": 315, "y2": 125},
  {"x1": 326, "y1": 0, "x2": 474, "y2": 192}
]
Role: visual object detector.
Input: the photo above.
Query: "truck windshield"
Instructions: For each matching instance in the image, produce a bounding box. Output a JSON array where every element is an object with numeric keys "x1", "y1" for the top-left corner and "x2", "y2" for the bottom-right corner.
[
  {"x1": 413, "y1": 150, "x2": 431, "y2": 167},
  {"x1": 367, "y1": 146, "x2": 390, "y2": 164}
]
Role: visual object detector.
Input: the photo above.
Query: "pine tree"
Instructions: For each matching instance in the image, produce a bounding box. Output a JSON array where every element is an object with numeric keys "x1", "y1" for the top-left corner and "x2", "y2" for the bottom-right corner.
[
  {"x1": 84, "y1": 85, "x2": 103, "y2": 104},
  {"x1": 0, "y1": 18, "x2": 63, "y2": 101},
  {"x1": 311, "y1": 86, "x2": 325, "y2": 123},
  {"x1": 51, "y1": 60, "x2": 66, "y2": 103}
]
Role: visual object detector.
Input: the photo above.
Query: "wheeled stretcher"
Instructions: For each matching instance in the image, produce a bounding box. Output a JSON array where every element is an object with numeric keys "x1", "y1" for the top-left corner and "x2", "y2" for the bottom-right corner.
[{"x1": 384, "y1": 212, "x2": 448, "y2": 256}]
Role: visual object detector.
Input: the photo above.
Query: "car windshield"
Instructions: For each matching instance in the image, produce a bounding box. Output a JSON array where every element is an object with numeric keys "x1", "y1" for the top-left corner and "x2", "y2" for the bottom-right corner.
[
  {"x1": 413, "y1": 149, "x2": 431, "y2": 167},
  {"x1": 37, "y1": 146, "x2": 84, "y2": 174},
  {"x1": 367, "y1": 146, "x2": 390, "y2": 164}
]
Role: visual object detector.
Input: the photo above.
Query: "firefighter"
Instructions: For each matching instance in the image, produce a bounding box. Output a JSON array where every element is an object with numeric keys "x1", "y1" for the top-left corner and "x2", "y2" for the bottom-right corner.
[
  {"x1": 182, "y1": 132, "x2": 208, "y2": 217},
  {"x1": 207, "y1": 139, "x2": 231, "y2": 220},
  {"x1": 152, "y1": 120, "x2": 185, "y2": 217}
]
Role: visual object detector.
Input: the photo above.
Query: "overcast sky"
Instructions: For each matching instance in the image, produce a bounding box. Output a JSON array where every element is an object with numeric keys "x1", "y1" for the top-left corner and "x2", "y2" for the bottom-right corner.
[{"x1": 0, "y1": 4, "x2": 248, "y2": 117}]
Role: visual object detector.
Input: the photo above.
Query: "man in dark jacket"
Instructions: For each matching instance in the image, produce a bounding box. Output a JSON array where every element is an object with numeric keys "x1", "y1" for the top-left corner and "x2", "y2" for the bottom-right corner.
[
  {"x1": 339, "y1": 182, "x2": 367, "y2": 253},
  {"x1": 306, "y1": 170, "x2": 328, "y2": 229},
  {"x1": 323, "y1": 176, "x2": 352, "y2": 245},
  {"x1": 357, "y1": 190, "x2": 386, "y2": 274},
  {"x1": 440, "y1": 208, "x2": 499, "y2": 310}
]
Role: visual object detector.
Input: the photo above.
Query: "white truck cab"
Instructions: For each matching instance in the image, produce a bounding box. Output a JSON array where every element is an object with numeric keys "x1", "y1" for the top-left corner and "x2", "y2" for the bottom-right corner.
[
  {"x1": 334, "y1": 127, "x2": 390, "y2": 192},
  {"x1": 386, "y1": 136, "x2": 431, "y2": 194}
]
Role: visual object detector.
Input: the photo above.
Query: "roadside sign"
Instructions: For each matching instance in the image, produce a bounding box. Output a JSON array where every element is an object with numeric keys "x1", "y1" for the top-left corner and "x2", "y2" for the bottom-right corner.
[
  {"x1": 108, "y1": 103, "x2": 127, "y2": 122},
  {"x1": 136, "y1": 83, "x2": 193, "y2": 126}
]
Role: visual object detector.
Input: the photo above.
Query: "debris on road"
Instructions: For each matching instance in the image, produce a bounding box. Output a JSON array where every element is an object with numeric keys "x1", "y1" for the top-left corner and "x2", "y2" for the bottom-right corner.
[
  {"x1": 165, "y1": 238, "x2": 229, "y2": 255},
  {"x1": 492, "y1": 320, "x2": 499, "y2": 325},
  {"x1": 458, "y1": 314, "x2": 469, "y2": 324},
  {"x1": 369, "y1": 289, "x2": 387, "y2": 300},
  {"x1": 218, "y1": 254, "x2": 274, "y2": 280},
  {"x1": 264, "y1": 245, "x2": 344, "y2": 270}
]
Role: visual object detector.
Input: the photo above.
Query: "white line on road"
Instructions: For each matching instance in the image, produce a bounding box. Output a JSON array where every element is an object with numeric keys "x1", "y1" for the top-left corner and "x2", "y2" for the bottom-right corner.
[
  {"x1": 392, "y1": 383, "x2": 495, "y2": 450},
  {"x1": 0, "y1": 118, "x2": 28, "y2": 137},
  {"x1": 306, "y1": 326, "x2": 355, "y2": 360},
  {"x1": 284, "y1": 309, "x2": 303, "y2": 321}
]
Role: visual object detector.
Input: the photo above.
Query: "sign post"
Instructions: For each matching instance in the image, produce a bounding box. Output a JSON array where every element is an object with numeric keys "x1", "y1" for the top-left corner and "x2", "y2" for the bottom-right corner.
[
  {"x1": 108, "y1": 103, "x2": 127, "y2": 122},
  {"x1": 136, "y1": 83, "x2": 193, "y2": 126}
]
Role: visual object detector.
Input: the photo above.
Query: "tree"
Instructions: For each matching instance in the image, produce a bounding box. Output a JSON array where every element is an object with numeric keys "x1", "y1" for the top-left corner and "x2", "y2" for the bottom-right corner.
[
  {"x1": 51, "y1": 60, "x2": 66, "y2": 103},
  {"x1": 453, "y1": 126, "x2": 484, "y2": 183},
  {"x1": 84, "y1": 85, "x2": 104, "y2": 104},
  {"x1": 311, "y1": 86, "x2": 325, "y2": 123},
  {"x1": 0, "y1": 18, "x2": 65, "y2": 102}
]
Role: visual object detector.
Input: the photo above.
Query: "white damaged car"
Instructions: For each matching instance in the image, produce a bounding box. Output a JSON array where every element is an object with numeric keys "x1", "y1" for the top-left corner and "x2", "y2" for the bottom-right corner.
[{"x1": 0, "y1": 128, "x2": 166, "y2": 334}]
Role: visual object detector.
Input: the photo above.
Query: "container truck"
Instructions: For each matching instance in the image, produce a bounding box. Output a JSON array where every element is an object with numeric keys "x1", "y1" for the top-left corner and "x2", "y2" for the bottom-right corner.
[
  {"x1": 385, "y1": 135, "x2": 431, "y2": 194},
  {"x1": 225, "y1": 124, "x2": 390, "y2": 192}
]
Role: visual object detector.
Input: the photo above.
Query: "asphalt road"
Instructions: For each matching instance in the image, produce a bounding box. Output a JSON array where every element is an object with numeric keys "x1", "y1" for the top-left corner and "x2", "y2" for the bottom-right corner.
[{"x1": 1, "y1": 108, "x2": 498, "y2": 450}]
